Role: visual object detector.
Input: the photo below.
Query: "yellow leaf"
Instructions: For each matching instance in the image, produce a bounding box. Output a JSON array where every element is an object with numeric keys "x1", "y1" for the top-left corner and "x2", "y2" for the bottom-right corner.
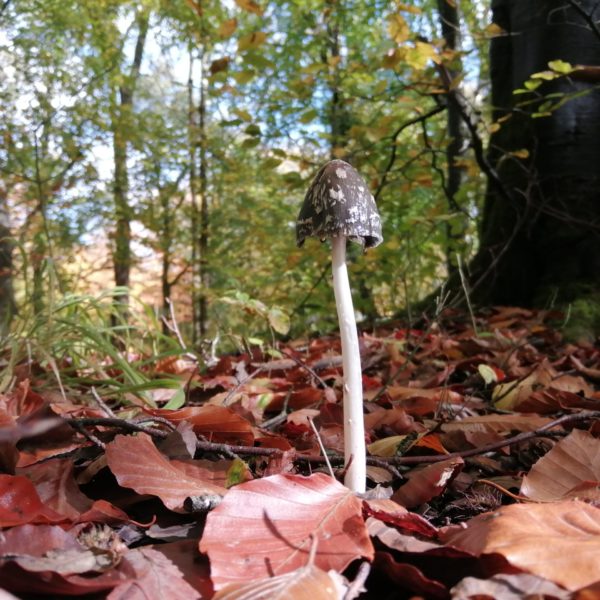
[
  {"x1": 233, "y1": 70, "x2": 256, "y2": 84},
  {"x1": 233, "y1": 108, "x2": 252, "y2": 123},
  {"x1": 510, "y1": 149, "x2": 530, "y2": 159},
  {"x1": 405, "y1": 42, "x2": 438, "y2": 70},
  {"x1": 387, "y1": 14, "x2": 410, "y2": 43},
  {"x1": 531, "y1": 70, "x2": 558, "y2": 80},
  {"x1": 218, "y1": 18, "x2": 238, "y2": 38},
  {"x1": 235, "y1": 0, "x2": 264, "y2": 16},
  {"x1": 332, "y1": 146, "x2": 346, "y2": 158},
  {"x1": 489, "y1": 122, "x2": 501, "y2": 133},
  {"x1": 382, "y1": 48, "x2": 402, "y2": 69},
  {"x1": 396, "y1": 2, "x2": 422, "y2": 14},
  {"x1": 328, "y1": 55, "x2": 342, "y2": 68},
  {"x1": 368, "y1": 435, "x2": 408, "y2": 457},
  {"x1": 549, "y1": 59, "x2": 573, "y2": 74},
  {"x1": 237, "y1": 31, "x2": 267, "y2": 51},
  {"x1": 485, "y1": 23, "x2": 506, "y2": 37}
]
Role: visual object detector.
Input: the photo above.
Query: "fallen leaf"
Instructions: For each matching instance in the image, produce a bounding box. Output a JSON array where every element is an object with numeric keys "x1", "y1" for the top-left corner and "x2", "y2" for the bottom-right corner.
[
  {"x1": 212, "y1": 563, "x2": 344, "y2": 599},
  {"x1": 200, "y1": 473, "x2": 374, "y2": 589},
  {"x1": 392, "y1": 457, "x2": 464, "y2": 508},
  {"x1": 105, "y1": 434, "x2": 226, "y2": 512},
  {"x1": 440, "y1": 500, "x2": 600, "y2": 590},
  {"x1": 450, "y1": 573, "x2": 571, "y2": 599},
  {"x1": 521, "y1": 429, "x2": 600, "y2": 502},
  {"x1": 0, "y1": 475, "x2": 64, "y2": 526},
  {"x1": 441, "y1": 413, "x2": 552, "y2": 434},
  {"x1": 107, "y1": 547, "x2": 203, "y2": 600},
  {"x1": 145, "y1": 406, "x2": 254, "y2": 445}
]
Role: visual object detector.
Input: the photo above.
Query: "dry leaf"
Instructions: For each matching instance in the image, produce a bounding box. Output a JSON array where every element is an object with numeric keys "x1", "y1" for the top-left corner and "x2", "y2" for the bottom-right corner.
[
  {"x1": 521, "y1": 429, "x2": 600, "y2": 502},
  {"x1": 200, "y1": 473, "x2": 374, "y2": 589},
  {"x1": 440, "y1": 500, "x2": 600, "y2": 590}
]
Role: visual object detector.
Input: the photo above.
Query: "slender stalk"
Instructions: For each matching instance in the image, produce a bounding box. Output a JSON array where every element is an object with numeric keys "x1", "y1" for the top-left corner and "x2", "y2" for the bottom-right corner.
[{"x1": 331, "y1": 235, "x2": 366, "y2": 493}]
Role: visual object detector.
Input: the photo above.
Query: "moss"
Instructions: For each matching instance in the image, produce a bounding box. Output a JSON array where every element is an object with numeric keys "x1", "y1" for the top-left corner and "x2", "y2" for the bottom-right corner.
[{"x1": 561, "y1": 293, "x2": 600, "y2": 343}]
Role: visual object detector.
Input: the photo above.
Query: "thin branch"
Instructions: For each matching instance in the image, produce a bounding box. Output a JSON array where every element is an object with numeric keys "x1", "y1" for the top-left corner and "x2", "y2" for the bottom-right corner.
[
  {"x1": 567, "y1": 0, "x2": 600, "y2": 41},
  {"x1": 309, "y1": 417, "x2": 335, "y2": 479},
  {"x1": 386, "y1": 411, "x2": 600, "y2": 465},
  {"x1": 374, "y1": 105, "x2": 446, "y2": 200}
]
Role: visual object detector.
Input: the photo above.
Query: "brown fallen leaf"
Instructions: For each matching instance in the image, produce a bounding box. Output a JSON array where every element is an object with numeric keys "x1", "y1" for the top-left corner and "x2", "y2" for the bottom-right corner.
[
  {"x1": 212, "y1": 564, "x2": 345, "y2": 599},
  {"x1": 521, "y1": 428, "x2": 600, "y2": 502},
  {"x1": 441, "y1": 413, "x2": 552, "y2": 434},
  {"x1": 440, "y1": 500, "x2": 600, "y2": 590},
  {"x1": 107, "y1": 547, "x2": 204, "y2": 600},
  {"x1": 144, "y1": 406, "x2": 254, "y2": 445},
  {"x1": 0, "y1": 475, "x2": 65, "y2": 526},
  {"x1": 105, "y1": 433, "x2": 227, "y2": 512},
  {"x1": 200, "y1": 473, "x2": 374, "y2": 590},
  {"x1": 392, "y1": 457, "x2": 464, "y2": 508},
  {"x1": 451, "y1": 573, "x2": 571, "y2": 599}
]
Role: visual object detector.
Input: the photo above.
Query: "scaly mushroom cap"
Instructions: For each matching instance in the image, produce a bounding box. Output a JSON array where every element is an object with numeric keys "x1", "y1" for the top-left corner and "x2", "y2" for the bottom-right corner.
[{"x1": 296, "y1": 159, "x2": 383, "y2": 249}]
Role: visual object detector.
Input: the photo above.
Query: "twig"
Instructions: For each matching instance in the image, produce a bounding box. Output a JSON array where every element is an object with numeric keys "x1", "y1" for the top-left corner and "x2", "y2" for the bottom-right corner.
[
  {"x1": 64, "y1": 417, "x2": 169, "y2": 439},
  {"x1": 567, "y1": 0, "x2": 600, "y2": 41},
  {"x1": 282, "y1": 350, "x2": 328, "y2": 388},
  {"x1": 384, "y1": 411, "x2": 600, "y2": 465},
  {"x1": 456, "y1": 253, "x2": 478, "y2": 335},
  {"x1": 163, "y1": 298, "x2": 198, "y2": 362},
  {"x1": 308, "y1": 417, "x2": 335, "y2": 479},
  {"x1": 224, "y1": 366, "x2": 265, "y2": 405},
  {"x1": 69, "y1": 420, "x2": 106, "y2": 450},
  {"x1": 91, "y1": 386, "x2": 116, "y2": 418},
  {"x1": 344, "y1": 561, "x2": 371, "y2": 600},
  {"x1": 133, "y1": 416, "x2": 178, "y2": 431}
]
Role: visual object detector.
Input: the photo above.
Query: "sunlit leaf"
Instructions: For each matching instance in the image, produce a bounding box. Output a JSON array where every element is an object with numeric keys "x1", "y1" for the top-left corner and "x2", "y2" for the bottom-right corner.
[
  {"x1": 218, "y1": 18, "x2": 238, "y2": 38},
  {"x1": 268, "y1": 306, "x2": 290, "y2": 334},
  {"x1": 199, "y1": 473, "x2": 374, "y2": 589},
  {"x1": 387, "y1": 14, "x2": 410, "y2": 43},
  {"x1": 237, "y1": 31, "x2": 267, "y2": 52},
  {"x1": 235, "y1": 0, "x2": 264, "y2": 15}
]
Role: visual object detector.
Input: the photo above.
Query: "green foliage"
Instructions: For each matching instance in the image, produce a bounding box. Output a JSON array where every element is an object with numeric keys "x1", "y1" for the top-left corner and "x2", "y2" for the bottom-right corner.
[{"x1": 1, "y1": 0, "x2": 493, "y2": 341}]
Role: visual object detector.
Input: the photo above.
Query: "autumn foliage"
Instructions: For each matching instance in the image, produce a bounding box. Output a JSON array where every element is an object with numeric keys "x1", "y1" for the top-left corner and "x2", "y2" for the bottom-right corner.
[{"x1": 1, "y1": 307, "x2": 600, "y2": 598}]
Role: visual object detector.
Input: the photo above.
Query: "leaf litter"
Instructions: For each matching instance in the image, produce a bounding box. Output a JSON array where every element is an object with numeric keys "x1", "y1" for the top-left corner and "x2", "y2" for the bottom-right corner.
[{"x1": 1, "y1": 306, "x2": 600, "y2": 598}]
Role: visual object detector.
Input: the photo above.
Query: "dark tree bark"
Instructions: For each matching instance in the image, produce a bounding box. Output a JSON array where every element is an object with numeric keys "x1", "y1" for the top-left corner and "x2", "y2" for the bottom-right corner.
[
  {"x1": 470, "y1": 0, "x2": 600, "y2": 308},
  {"x1": 0, "y1": 184, "x2": 15, "y2": 333},
  {"x1": 437, "y1": 0, "x2": 468, "y2": 278},
  {"x1": 111, "y1": 11, "x2": 149, "y2": 316}
]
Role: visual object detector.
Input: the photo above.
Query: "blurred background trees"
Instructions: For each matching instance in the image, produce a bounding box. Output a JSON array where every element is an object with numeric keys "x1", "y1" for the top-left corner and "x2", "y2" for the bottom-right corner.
[{"x1": 1, "y1": 0, "x2": 598, "y2": 348}]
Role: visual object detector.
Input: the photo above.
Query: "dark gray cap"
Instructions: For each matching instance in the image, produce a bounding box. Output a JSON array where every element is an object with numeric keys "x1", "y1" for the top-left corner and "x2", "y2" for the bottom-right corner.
[{"x1": 296, "y1": 160, "x2": 383, "y2": 249}]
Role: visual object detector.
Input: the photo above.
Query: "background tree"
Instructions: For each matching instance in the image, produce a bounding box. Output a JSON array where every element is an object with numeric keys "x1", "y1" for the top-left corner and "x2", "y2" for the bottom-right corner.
[{"x1": 469, "y1": 0, "x2": 600, "y2": 334}]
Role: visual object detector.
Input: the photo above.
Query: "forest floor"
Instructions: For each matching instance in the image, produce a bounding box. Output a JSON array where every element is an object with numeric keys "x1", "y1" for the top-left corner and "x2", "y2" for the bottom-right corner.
[{"x1": 1, "y1": 306, "x2": 600, "y2": 599}]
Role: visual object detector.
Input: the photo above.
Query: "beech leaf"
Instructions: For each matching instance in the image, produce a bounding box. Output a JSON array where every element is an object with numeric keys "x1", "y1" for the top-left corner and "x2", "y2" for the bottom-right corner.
[
  {"x1": 199, "y1": 473, "x2": 374, "y2": 589},
  {"x1": 521, "y1": 428, "x2": 600, "y2": 502},
  {"x1": 440, "y1": 500, "x2": 600, "y2": 591},
  {"x1": 212, "y1": 564, "x2": 344, "y2": 599},
  {"x1": 392, "y1": 457, "x2": 464, "y2": 508},
  {"x1": 105, "y1": 434, "x2": 226, "y2": 512}
]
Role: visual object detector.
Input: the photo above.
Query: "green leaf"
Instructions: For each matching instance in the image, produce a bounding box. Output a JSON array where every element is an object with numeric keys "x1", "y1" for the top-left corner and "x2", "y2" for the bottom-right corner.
[
  {"x1": 164, "y1": 388, "x2": 186, "y2": 410},
  {"x1": 244, "y1": 123, "x2": 261, "y2": 136},
  {"x1": 226, "y1": 458, "x2": 251, "y2": 487}
]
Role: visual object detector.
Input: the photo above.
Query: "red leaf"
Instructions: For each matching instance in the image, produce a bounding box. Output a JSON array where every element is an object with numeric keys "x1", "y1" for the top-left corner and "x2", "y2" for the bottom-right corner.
[
  {"x1": 0, "y1": 475, "x2": 64, "y2": 526},
  {"x1": 212, "y1": 564, "x2": 344, "y2": 599},
  {"x1": 19, "y1": 458, "x2": 92, "y2": 520},
  {"x1": 107, "y1": 547, "x2": 203, "y2": 600},
  {"x1": 105, "y1": 434, "x2": 226, "y2": 512},
  {"x1": 145, "y1": 406, "x2": 254, "y2": 445},
  {"x1": 392, "y1": 457, "x2": 464, "y2": 508},
  {"x1": 200, "y1": 473, "x2": 374, "y2": 589}
]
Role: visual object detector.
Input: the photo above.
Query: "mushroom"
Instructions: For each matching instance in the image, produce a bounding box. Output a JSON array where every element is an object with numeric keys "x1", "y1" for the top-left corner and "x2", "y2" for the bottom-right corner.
[{"x1": 296, "y1": 159, "x2": 383, "y2": 493}]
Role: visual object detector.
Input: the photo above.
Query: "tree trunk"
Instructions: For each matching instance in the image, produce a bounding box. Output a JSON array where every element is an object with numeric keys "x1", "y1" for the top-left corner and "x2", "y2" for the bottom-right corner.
[
  {"x1": 0, "y1": 184, "x2": 15, "y2": 333},
  {"x1": 197, "y1": 51, "x2": 209, "y2": 338},
  {"x1": 188, "y1": 51, "x2": 200, "y2": 344},
  {"x1": 470, "y1": 0, "x2": 600, "y2": 311},
  {"x1": 111, "y1": 12, "x2": 149, "y2": 317},
  {"x1": 437, "y1": 0, "x2": 467, "y2": 278}
]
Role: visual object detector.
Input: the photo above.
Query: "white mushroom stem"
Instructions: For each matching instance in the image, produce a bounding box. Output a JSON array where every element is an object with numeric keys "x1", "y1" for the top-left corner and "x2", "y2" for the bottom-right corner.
[{"x1": 331, "y1": 235, "x2": 366, "y2": 493}]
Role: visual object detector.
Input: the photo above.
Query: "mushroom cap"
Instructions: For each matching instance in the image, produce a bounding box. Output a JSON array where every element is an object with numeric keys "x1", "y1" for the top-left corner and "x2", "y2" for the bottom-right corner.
[{"x1": 296, "y1": 159, "x2": 383, "y2": 249}]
